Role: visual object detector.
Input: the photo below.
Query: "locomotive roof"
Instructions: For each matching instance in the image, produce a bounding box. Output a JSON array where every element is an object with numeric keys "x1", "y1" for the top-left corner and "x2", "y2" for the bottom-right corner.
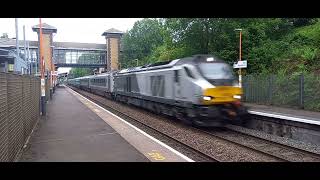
[
  {"x1": 117, "y1": 54, "x2": 226, "y2": 74},
  {"x1": 69, "y1": 55, "x2": 227, "y2": 78}
]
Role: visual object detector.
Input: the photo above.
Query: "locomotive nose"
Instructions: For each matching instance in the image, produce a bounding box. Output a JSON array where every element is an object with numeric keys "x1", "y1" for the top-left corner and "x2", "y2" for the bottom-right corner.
[{"x1": 202, "y1": 86, "x2": 243, "y2": 105}]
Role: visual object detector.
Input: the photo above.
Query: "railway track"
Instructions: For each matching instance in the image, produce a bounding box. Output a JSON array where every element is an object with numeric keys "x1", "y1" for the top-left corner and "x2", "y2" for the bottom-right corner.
[
  {"x1": 69, "y1": 86, "x2": 320, "y2": 162},
  {"x1": 200, "y1": 128, "x2": 320, "y2": 162}
]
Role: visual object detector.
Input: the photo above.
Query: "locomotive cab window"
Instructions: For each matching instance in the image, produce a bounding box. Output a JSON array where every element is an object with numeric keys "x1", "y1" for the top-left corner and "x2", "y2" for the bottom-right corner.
[{"x1": 199, "y1": 63, "x2": 234, "y2": 80}]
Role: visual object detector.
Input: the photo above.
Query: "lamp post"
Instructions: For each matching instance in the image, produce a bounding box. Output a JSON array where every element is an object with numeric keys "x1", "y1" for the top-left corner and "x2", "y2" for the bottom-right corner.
[
  {"x1": 15, "y1": 18, "x2": 19, "y2": 73},
  {"x1": 39, "y1": 18, "x2": 46, "y2": 115},
  {"x1": 235, "y1": 28, "x2": 243, "y2": 87}
]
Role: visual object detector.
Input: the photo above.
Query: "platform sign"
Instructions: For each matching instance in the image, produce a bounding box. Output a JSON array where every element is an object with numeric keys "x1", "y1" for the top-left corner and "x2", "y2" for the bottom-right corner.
[
  {"x1": 233, "y1": 60, "x2": 247, "y2": 69},
  {"x1": 41, "y1": 79, "x2": 45, "y2": 96}
]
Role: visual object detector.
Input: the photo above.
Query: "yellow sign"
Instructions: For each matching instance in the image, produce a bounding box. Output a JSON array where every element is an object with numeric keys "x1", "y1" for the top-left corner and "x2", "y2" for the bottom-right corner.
[
  {"x1": 147, "y1": 151, "x2": 166, "y2": 161},
  {"x1": 8, "y1": 64, "x2": 14, "y2": 71}
]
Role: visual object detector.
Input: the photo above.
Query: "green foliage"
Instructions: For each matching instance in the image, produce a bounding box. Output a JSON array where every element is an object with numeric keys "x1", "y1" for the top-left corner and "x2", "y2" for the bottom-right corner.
[
  {"x1": 121, "y1": 18, "x2": 168, "y2": 67},
  {"x1": 68, "y1": 52, "x2": 100, "y2": 78},
  {"x1": 121, "y1": 18, "x2": 320, "y2": 75},
  {"x1": 243, "y1": 73, "x2": 320, "y2": 112},
  {"x1": 304, "y1": 73, "x2": 320, "y2": 111},
  {"x1": 287, "y1": 18, "x2": 318, "y2": 27},
  {"x1": 69, "y1": 68, "x2": 93, "y2": 78}
]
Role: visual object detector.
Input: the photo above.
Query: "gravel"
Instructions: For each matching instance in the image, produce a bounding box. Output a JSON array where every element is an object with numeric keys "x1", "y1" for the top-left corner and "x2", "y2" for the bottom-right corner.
[{"x1": 226, "y1": 124, "x2": 320, "y2": 155}]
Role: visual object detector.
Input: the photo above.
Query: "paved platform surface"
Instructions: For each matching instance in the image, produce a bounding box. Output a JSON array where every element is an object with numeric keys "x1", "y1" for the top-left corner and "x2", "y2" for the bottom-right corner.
[
  {"x1": 66, "y1": 86, "x2": 192, "y2": 162},
  {"x1": 19, "y1": 86, "x2": 149, "y2": 162},
  {"x1": 244, "y1": 103, "x2": 320, "y2": 122}
]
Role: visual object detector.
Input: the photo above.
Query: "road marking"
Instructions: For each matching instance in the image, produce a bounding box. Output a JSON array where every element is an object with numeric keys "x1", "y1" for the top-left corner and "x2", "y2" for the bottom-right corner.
[
  {"x1": 249, "y1": 110, "x2": 320, "y2": 126},
  {"x1": 98, "y1": 132, "x2": 118, "y2": 136},
  {"x1": 94, "y1": 109, "x2": 101, "y2": 113},
  {"x1": 33, "y1": 138, "x2": 64, "y2": 144},
  {"x1": 67, "y1": 87, "x2": 194, "y2": 162},
  {"x1": 148, "y1": 150, "x2": 166, "y2": 161}
]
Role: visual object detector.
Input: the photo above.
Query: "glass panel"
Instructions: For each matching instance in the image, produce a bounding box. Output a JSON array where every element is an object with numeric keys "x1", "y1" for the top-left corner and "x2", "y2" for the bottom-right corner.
[{"x1": 199, "y1": 63, "x2": 234, "y2": 79}]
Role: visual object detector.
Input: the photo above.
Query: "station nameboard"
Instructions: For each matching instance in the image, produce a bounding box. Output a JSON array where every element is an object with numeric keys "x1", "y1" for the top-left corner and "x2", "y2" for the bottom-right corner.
[{"x1": 233, "y1": 60, "x2": 247, "y2": 68}]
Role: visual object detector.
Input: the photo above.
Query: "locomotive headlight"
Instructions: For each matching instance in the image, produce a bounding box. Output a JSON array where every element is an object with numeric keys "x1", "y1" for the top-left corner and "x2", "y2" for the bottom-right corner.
[
  {"x1": 203, "y1": 96, "x2": 212, "y2": 101},
  {"x1": 233, "y1": 95, "x2": 241, "y2": 99}
]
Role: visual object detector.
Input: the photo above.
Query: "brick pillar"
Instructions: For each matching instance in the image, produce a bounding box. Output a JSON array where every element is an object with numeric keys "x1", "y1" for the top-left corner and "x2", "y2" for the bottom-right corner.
[
  {"x1": 32, "y1": 24, "x2": 57, "y2": 74},
  {"x1": 32, "y1": 23, "x2": 57, "y2": 98},
  {"x1": 102, "y1": 28, "x2": 124, "y2": 71}
]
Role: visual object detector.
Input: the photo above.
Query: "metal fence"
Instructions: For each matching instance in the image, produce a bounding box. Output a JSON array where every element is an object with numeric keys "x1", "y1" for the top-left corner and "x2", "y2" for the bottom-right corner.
[
  {"x1": 0, "y1": 72, "x2": 40, "y2": 162},
  {"x1": 242, "y1": 74, "x2": 320, "y2": 112}
]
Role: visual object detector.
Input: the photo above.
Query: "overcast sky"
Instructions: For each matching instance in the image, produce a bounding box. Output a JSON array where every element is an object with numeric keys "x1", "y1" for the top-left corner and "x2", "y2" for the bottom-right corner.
[{"x1": 0, "y1": 18, "x2": 142, "y2": 44}]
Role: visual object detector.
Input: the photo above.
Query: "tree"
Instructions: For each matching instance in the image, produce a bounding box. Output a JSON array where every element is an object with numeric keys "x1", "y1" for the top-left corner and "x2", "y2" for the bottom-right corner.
[
  {"x1": 122, "y1": 18, "x2": 319, "y2": 74},
  {"x1": 163, "y1": 18, "x2": 296, "y2": 73},
  {"x1": 68, "y1": 52, "x2": 100, "y2": 78},
  {"x1": 121, "y1": 18, "x2": 167, "y2": 67},
  {"x1": 286, "y1": 18, "x2": 317, "y2": 27},
  {"x1": 0, "y1": 33, "x2": 8, "y2": 38},
  {"x1": 69, "y1": 68, "x2": 93, "y2": 78}
]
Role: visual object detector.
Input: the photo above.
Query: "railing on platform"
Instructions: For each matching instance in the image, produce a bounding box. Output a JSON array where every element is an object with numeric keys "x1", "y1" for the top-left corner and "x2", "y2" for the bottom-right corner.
[
  {"x1": 0, "y1": 72, "x2": 40, "y2": 161},
  {"x1": 242, "y1": 74, "x2": 320, "y2": 112}
]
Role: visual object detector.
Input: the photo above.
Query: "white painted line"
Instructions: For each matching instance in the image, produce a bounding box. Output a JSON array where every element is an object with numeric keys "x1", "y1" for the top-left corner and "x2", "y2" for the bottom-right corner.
[
  {"x1": 67, "y1": 87, "x2": 194, "y2": 162},
  {"x1": 249, "y1": 110, "x2": 320, "y2": 126}
]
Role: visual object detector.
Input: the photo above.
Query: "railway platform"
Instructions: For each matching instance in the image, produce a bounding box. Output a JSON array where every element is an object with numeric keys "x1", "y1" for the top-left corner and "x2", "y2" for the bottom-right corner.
[
  {"x1": 19, "y1": 85, "x2": 191, "y2": 162},
  {"x1": 244, "y1": 103, "x2": 320, "y2": 125}
]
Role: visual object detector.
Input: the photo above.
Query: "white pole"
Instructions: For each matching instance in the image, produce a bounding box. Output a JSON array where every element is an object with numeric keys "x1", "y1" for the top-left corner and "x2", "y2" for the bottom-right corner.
[
  {"x1": 15, "y1": 18, "x2": 19, "y2": 72},
  {"x1": 23, "y1": 25, "x2": 26, "y2": 59},
  {"x1": 27, "y1": 41, "x2": 31, "y2": 74},
  {"x1": 23, "y1": 25, "x2": 27, "y2": 74}
]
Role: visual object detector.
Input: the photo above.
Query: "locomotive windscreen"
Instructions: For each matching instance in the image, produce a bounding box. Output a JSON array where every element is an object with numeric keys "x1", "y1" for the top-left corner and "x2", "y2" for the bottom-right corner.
[{"x1": 198, "y1": 63, "x2": 234, "y2": 80}]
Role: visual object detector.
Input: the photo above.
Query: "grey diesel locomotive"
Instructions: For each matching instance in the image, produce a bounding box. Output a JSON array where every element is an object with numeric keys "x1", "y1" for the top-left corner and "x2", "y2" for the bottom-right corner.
[{"x1": 68, "y1": 55, "x2": 249, "y2": 127}]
